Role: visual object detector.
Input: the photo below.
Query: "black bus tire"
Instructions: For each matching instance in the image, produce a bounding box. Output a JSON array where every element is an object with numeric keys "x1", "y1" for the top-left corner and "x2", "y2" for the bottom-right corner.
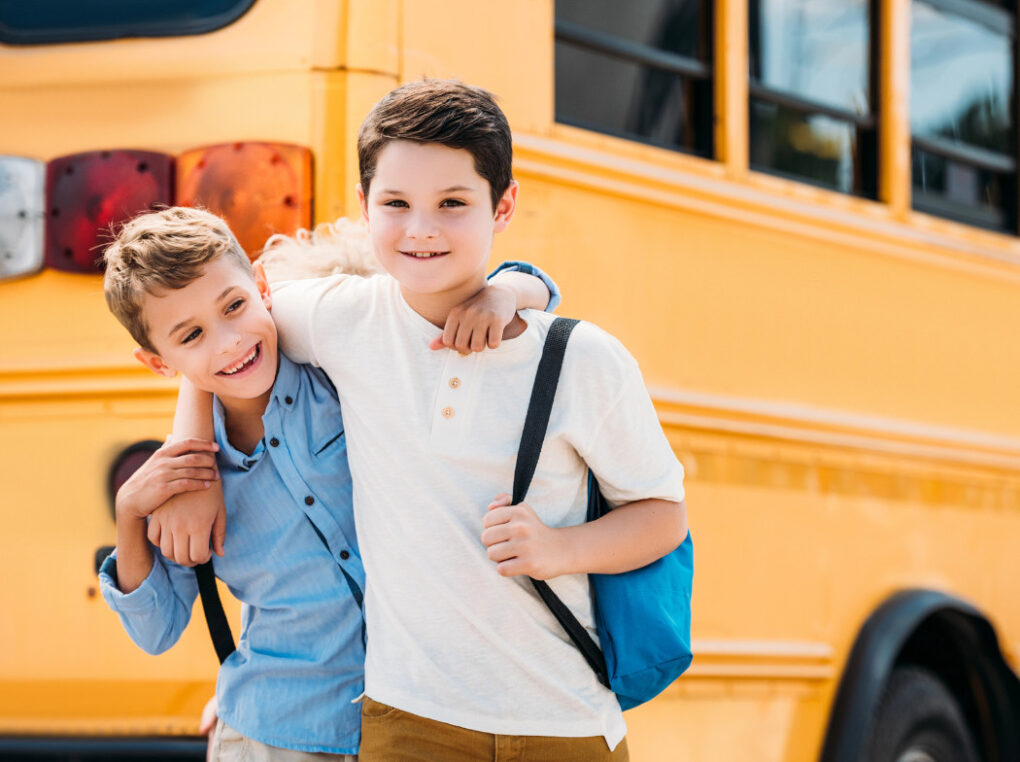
[{"x1": 866, "y1": 666, "x2": 980, "y2": 762}]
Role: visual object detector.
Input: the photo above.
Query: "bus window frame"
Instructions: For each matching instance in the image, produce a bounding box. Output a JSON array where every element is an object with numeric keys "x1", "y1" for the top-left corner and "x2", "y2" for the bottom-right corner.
[
  {"x1": 0, "y1": 0, "x2": 259, "y2": 46},
  {"x1": 909, "y1": 0, "x2": 1017, "y2": 234},
  {"x1": 746, "y1": 0, "x2": 880, "y2": 199},
  {"x1": 553, "y1": 2, "x2": 716, "y2": 160}
]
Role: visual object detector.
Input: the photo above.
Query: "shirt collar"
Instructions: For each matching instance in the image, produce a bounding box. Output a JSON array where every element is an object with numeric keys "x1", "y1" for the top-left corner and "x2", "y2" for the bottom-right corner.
[{"x1": 212, "y1": 352, "x2": 301, "y2": 471}]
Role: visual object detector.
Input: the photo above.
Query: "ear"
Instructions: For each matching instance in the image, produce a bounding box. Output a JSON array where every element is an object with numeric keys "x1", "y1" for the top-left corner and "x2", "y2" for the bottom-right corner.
[
  {"x1": 356, "y1": 183, "x2": 370, "y2": 225},
  {"x1": 493, "y1": 181, "x2": 519, "y2": 233},
  {"x1": 133, "y1": 347, "x2": 178, "y2": 378},
  {"x1": 253, "y1": 261, "x2": 272, "y2": 310}
]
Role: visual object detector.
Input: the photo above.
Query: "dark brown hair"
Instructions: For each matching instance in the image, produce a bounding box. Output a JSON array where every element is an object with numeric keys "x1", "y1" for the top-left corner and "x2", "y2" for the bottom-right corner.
[{"x1": 357, "y1": 79, "x2": 513, "y2": 210}]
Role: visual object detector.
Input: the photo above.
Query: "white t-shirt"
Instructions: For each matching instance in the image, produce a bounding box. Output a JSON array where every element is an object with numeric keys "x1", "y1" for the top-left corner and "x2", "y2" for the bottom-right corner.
[{"x1": 271, "y1": 274, "x2": 685, "y2": 749}]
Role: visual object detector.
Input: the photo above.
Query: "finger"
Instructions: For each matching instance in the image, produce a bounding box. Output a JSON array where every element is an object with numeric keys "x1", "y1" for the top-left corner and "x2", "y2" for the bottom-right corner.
[
  {"x1": 453, "y1": 322, "x2": 473, "y2": 354},
  {"x1": 190, "y1": 531, "x2": 212, "y2": 566},
  {"x1": 496, "y1": 558, "x2": 526, "y2": 577},
  {"x1": 481, "y1": 524, "x2": 514, "y2": 547},
  {"x1": 174, "y1": 531, "x2": 197, "y2": 567},
  {"x1": 487, "y1": 494, "x2": 512, "y2": 510},
  {"x1": 428, "y1": 335, "x2": 446, "y2": 351},
  {"x1": 171, "y1": 466, "x2": 218, "y2": 481},
  {"x1": 159, "y1": 523, "x2": 174, "y2": 561},
  {"x1": 487, "y1": 325, "x2": 501, "y2": 349},
  {"x1": 482, "y1": 505, "x2": 513, "y2": 528},
  {"x1": 469, "y1": 327, "x2": 487, "y2": 353},
  {"x1": 164, "y1": 438, "x2": 219, "y2": 457},
  {"x1": 147, "y1": 518, "x2": 162, "y2": 547},
  {"x1": 212, "y1": 506, "x2": 227, "y2": 557},
  {"x1": 173, "y1": 452, "x2": 219, "y2": 469},
  {"x1": 486, "y1": 539, "x2": 516, "y2": 563},
  {"x1": 441, "y1": 315, "x2": 459, "y2": 349}
]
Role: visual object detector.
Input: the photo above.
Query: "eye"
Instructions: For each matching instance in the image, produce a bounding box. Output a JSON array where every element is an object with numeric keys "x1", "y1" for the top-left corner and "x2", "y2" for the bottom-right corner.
[
  {"x1": 383, "y1": 199, "x2": 409, "y2": 208},
  {"x1": 182, "y1": 328, "x2": 202, "y2": 344},
  {"x1": 225, "y1": 298, "x2": 245, "y2": 313},
  {"x1": 440, "y1": 199, "x2": 466, "y2": 208}
]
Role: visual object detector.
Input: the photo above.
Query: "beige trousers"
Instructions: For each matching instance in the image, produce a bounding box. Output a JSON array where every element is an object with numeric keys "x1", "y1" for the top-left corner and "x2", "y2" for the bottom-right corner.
[{"x1": 210, "y1": 719, "x2": 357, "y2": 762}]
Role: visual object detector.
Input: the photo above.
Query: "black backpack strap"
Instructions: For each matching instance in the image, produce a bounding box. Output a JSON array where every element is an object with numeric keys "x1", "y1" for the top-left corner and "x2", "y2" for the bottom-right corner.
[
  {"x1": 514, "y1": 317, "x2": 610, "y2": 688},
  {"x1": 194, "y1": 561, "x2": 236, "y2": 664}
]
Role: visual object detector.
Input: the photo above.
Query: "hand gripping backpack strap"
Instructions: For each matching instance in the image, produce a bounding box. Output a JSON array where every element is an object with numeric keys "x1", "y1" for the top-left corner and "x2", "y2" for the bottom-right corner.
[
  {"x1": 514, "y1": 317, "x2": 610, "y2": 688},
  {"x1": 194, "y1": 561, "x2": 236, "y2": 664}
]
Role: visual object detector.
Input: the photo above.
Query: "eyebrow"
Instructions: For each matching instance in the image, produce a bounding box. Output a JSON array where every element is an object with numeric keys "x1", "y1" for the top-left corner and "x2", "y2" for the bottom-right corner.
[
  {"x1": 378, "y1": 186, "x2": 477, "y2": 195},
  {"x1": 166, "y1": 286, "x2": 237, "y2": 339}
]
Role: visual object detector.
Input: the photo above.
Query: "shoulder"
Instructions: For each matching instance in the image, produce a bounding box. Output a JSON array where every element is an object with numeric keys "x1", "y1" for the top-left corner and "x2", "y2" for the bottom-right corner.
[{"x1": 551, "y1": 318, "x2": 640, "y2": 381}]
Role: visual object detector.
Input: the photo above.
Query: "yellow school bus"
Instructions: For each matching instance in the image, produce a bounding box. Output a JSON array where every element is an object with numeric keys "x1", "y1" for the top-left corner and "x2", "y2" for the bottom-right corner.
[{"x1": 1, "y1": 1, "x2": 1018, "y2": 760}]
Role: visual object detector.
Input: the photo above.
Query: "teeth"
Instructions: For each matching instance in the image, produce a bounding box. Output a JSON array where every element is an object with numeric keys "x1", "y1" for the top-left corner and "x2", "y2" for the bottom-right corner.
[
  {"x1": 406, "y1": 251, "x2": 444, "y2": 258},
  {"x1": 221, "y1": 346, "x2": 258, "y2": 375}
]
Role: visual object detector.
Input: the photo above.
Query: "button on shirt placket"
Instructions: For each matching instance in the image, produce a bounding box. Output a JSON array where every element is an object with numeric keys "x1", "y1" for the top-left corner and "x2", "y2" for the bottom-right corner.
[{"x1": 430, "y1": 352, "x2": 477, "y2": 449}]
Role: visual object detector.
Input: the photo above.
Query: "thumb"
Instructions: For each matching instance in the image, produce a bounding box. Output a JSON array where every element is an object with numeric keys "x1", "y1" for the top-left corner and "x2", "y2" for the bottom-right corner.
[
  {"x1": 212, "y1": 504, "x2": 227, "y2": 557},
  {"x1": 428, "y1": 335, "x2": 446, "y2": 351}
]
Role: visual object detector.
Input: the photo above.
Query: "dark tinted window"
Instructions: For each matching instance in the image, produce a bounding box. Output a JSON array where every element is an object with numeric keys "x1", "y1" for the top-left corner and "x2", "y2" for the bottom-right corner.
[
  {"x1": 749, "y1": 0, "x2": 877, "y2": 196},
  {"x1": 0, "y1": 0, "x2": 257, "y2": 45},
  {"x1": 555, "y1": 0, "x2": 713, "y2": 157},
  {"x1": 910, "y1": 0, "x2": 1015, "y2": 232}
]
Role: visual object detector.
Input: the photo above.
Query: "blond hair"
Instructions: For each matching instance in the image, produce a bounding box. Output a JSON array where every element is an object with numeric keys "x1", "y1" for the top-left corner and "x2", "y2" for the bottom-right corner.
[
  {"x1": 256, "y1": 218, "x2": 381, "y2": 282},
  {"x1": 103, "y1": 207, "x2": 251, "y2": 352}
]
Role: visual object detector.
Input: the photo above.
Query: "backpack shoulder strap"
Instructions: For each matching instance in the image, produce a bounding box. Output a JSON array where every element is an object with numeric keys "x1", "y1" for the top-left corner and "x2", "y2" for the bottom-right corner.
[
  {"x1": 513, "y1": 317, "x2": 610, "y2": 688},
  {"x1": 194, "y1": 560, "x2": 236, "y2": 664}
]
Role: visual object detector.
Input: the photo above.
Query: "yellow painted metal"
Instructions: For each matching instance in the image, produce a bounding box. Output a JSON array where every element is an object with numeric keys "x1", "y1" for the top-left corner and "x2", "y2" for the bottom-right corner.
[
  {"x1": 714, "y1": 0, "x2": 749, "y2": 175},
  {"x1": 880, "y1": 0, "x2": 911, "y2": 218},
  {"x1": 2, "y1": 1, "x2": 1019, "y2": 760}
]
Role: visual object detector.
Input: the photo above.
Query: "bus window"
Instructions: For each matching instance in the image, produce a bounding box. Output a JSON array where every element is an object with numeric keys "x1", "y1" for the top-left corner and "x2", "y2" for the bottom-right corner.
[
  {"x1": 0, "y1": 0, "x2": 258, "y2": 45},
  {"x1": 748, "y1": 0, "x2": 877, "y2": 197},
  {"x1": 554, "y1": 0, "x2": 713, "y2": 158},
  {"x1": 910, "y1": 0, "x2": 1015, "y2": 233}
]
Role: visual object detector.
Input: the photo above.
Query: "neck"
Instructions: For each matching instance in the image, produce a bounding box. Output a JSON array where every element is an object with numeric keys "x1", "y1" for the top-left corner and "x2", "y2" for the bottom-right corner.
[
  {"x1": 400, "y1": 274, "x2": 488, "y2": 328},
  {"x1": 219, "y1": 389, "x2": 271, "y2": 456}
]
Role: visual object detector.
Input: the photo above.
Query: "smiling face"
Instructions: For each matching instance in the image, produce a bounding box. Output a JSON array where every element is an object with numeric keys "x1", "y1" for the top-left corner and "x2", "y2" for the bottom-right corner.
[
  {"x1": 133, "y1": 257, "x2": 279, "y2": 410},
  {"x1": 358, "y1": 140, "x2": 517, "y2": 324}
]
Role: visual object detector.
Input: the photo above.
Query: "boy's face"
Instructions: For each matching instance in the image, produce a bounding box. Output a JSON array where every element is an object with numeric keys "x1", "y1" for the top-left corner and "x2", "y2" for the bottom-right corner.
[
  {"x1": 358, "y1": 140, "x2": 517, "y2": 302},
  {"x1": 133, "y1": 258, "x2": 279, "y2": 405}
]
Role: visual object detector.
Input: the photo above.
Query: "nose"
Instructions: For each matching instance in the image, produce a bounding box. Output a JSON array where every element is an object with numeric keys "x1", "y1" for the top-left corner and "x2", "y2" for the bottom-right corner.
[
  {"x1": 216, "y1": 328, "x2": 243, "y2": 355},
  {"x1": 405, "y1": 210, "x2": 438, "y2": 241}
]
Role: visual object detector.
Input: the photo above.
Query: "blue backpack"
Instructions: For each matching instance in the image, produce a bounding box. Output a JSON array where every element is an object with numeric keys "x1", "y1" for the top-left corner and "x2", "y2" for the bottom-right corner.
[{"x1": 513, "y1": 317, "x2": 694, "y2": 710}]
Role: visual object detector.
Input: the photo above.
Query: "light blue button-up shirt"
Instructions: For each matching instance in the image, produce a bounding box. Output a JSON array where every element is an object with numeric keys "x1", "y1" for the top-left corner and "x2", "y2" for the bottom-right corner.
[
  {"x1": 98, "y1": 262, "x2": 559, "y2": 754},
  {"x1": 100, "y1": 354, "x2": 365, "y2": 754}
]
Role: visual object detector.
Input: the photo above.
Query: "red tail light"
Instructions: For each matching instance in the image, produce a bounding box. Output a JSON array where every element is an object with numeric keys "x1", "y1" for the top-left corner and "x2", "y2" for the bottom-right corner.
[
  {"x1": 45, "y1": 150, "x2": 174, "y2": 274},
  {"x1": 176, "y1": 142, "x2": 312, "y2": 259}
]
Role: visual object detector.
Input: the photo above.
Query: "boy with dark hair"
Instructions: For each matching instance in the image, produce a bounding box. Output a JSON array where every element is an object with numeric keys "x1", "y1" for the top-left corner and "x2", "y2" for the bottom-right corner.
[
  {"x1": 169, "y1": 80, "x2": 687, "y2": 760},
  {"x1": 98, "y1": 205, "x2": 558, "y2": 761}
]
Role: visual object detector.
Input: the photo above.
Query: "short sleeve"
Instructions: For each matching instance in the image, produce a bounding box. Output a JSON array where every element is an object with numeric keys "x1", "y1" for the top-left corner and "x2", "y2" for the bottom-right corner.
[
  {"x1": 567, "y1": 326, "x2": 685, "y2": 506},
  {"x1": 270, "y1": 275, "x2": 349, "y2": 366}
]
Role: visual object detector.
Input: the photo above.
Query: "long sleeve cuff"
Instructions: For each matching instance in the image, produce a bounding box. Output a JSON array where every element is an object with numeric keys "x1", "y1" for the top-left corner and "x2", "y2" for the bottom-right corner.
[
  {"x1": 488, "y1": 260, "x2": 562, "y2": 312},
  {"x1": 98, "y1": 550, "x2": 170, "y2": 613}
]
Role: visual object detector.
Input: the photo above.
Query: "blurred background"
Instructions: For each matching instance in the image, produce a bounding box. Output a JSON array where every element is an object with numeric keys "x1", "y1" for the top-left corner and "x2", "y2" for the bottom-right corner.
[{"x1": 0, "y1": 1, "x2": 1018, "y2": 760}]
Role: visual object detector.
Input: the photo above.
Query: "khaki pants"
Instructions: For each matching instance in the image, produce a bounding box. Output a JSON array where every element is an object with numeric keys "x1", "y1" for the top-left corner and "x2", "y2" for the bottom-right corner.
[
  {"x1": 210, "y1": 719, "x2": 357, "y2": 762},
  {"x1": 358, "y1": 697, "x2": 629, "y2": 762}
]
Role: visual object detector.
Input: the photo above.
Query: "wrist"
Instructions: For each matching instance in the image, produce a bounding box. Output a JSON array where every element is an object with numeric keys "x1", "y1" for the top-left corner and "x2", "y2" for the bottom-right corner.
[{"x1": 550, "y1": 525, "x2": 581, "y2": 577}]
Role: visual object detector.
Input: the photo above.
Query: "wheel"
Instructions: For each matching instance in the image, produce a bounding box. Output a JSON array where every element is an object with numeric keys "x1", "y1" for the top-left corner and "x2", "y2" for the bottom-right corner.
[{"x1": 865, "y1": 666, "x2": 980, "y2": 762}]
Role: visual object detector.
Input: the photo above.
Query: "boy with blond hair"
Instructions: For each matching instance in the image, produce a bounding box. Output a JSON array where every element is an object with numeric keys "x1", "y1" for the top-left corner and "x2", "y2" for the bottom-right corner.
[
  {"x1": 98, "y1": 205, "x2": 559, "y2": 760},
  {"x1": 168, "y1": 80, "x2": 687, "y2": 760}
]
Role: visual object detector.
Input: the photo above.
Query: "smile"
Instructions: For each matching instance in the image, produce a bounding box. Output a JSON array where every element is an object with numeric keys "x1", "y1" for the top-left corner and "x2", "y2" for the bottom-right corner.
[
  {"x1": 218, "y1": 343, "x2": 261, "y2": 376},
  {"x1": 401, "y1": 251, "x2": 449, "y2": 259}
]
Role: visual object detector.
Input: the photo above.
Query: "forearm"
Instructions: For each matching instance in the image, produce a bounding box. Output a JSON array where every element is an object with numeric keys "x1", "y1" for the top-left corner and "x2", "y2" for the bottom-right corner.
[
  {"x1": 113, "y1": 513, "x2": 154, "y2": 594},
  {"x1": 159, "y1": 377, "x2": 225, "y2": 561},
  {"x1": 489, "y1": 270, "x2": 551, "y2": 311},
  {"x1": 559, "y1": 499, "x2": 688, "y2": 575},
  {"x1": 172, "y1": 377, "x2": 215, "y2": 440}
]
